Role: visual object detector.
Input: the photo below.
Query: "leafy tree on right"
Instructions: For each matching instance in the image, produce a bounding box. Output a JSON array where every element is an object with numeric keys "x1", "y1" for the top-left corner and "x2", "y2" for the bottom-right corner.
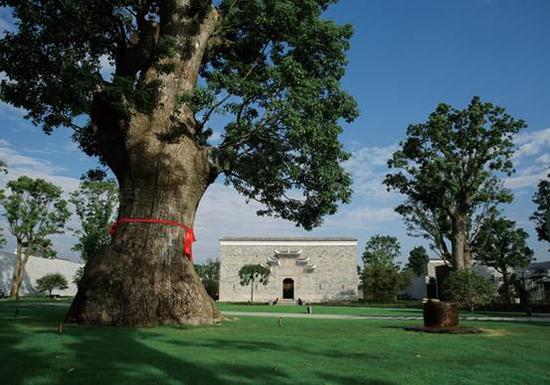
[
  {"x1": 472, "y1": 216, "x2": 534, "y2": 303},
  {"x1": 530, "y1": 171, "x2": 550, "y2": 251},
  {"x1": 385, "y1": 97, "x2": 526, "y2": 269}
]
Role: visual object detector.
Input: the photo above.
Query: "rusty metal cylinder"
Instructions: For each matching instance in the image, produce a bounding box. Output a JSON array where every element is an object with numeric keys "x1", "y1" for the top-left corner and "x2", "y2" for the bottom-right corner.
[{"x1": 423, "y1": 299, "x2": 459, "y2": 328}]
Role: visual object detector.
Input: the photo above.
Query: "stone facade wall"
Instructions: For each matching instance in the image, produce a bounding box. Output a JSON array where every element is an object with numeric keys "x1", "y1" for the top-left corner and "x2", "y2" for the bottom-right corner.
[{"x1": 219, "y1": 238, "x2": 358, "y2": 303}]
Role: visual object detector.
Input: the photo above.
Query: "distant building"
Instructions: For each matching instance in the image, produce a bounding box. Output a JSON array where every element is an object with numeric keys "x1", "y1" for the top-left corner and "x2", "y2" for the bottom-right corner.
[
  {"x1": 402, "y1": 257, "x2": 550, "y2": 304},
  {"x1": 0, "y1": 251, "x2": 83, "y2": 297},
  {"x1": 516, "y1": 261, "x2": 550, "y2": 304},
  {"x1": 219, "y1": 237, "x2": 359, "y2": 303}
]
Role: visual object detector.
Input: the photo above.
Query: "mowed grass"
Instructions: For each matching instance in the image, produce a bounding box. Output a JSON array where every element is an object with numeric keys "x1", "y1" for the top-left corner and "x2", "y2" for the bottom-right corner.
[
  {"x1": 217, "y1": 302, "x2": 535, "y2": 318},
  {"x1": 1, "y1": 300, "x2": 549, "y2": 385}
]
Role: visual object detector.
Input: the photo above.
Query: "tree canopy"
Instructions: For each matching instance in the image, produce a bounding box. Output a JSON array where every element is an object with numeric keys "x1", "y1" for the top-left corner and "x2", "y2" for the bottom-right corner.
[
  {"x1": 0, "y1": 176, "x2": 69, "y2": 297},
  {"x1": 361, "y1": 235, "x2": 401, "y2": 268},
  {"x1": 407, "y1": 246, "x2": 429, "y2": 276},
  {"x1": 70, "y1": 169, "x2": 119, "y2": 264},
  {"x1": 473, "y1": 216, "x2": 533, "y2": 303},
  {"x1": 238, "y1": 263, "x2": 270, "y2": 302},
  {"x1": 530, "y1": 171, "x2": 550, "y2": 250},
  {"x1": 385, "y1": 97, "x2": 525, "y2": 269},
  {"x1": 0, "y1": 176, "x2": 69, "y2": 257},
  {"x1": 0, "y1": 0, "x2": 358, "y2": 230},
  {"x1": 473, "y1": 217, "x2": 534, "y2": 274},
  {"x1": 36, "y1": 272, "x2": 69, "y2": 297},
  {"x1": 194, "y1": 258, "x2": 220, "y2": 299},
  {"x1": 360, "y1": 235, "x2": 409, "y2": 302}
]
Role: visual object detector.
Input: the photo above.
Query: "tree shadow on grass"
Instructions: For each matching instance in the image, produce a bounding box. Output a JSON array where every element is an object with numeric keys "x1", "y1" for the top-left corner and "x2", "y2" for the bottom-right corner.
[
  {"x1": 0, "y1": 302, "x2": 400, "y2": 385},
  {"x1": 158, "y1": 337, "x2": 385, "y2": 362}
]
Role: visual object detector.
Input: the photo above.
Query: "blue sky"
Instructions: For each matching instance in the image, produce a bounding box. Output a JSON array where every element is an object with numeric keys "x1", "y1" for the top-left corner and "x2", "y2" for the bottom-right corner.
[{"x1": 0, "y1": 1, "x2": 549, "y2": 264}]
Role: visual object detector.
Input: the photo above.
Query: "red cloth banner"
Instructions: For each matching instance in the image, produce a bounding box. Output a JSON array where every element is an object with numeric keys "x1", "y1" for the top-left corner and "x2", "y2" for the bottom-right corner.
[{"x1": 109, "y1": 217, "x2": 196, "y2": 262}]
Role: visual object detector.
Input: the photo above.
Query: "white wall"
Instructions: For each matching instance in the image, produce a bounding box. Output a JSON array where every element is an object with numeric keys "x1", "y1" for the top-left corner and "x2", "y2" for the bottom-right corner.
[{"x1": 0, "y1": 251, "x2": 83, "y2": 296}]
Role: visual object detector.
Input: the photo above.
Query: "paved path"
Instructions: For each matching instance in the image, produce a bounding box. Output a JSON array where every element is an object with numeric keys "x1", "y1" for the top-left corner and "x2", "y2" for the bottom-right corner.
[{"x1": 222, "y1": 311, "x2": 550, "y2": 323}]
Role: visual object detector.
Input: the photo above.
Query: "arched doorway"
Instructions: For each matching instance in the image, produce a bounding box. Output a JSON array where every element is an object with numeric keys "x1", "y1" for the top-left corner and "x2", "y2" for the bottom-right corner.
[{"x1": 282, "y1": 278, "x2": 294, "y2": 299}]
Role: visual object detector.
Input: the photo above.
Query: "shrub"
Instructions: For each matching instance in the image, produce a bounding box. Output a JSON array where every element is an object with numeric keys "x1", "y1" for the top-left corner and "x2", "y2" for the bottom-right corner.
[{"x1": 443, "y1": 269, "x2": 496, "y2": 311}]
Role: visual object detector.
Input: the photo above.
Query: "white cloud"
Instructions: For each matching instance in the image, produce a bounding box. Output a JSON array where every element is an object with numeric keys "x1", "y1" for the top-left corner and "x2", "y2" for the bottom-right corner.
[
  {"x1": 514, "y1": 127, "x2": 550, "y2": 159},
  {"x1": 506, "y1": 127, "x2": 550, "y2": 190},
  {"x1": 344, "y1": 143, "x2": 397, "y2": 200},
  {"x1": 0, "y1": 140, "x2": 82, "y2": 259}
]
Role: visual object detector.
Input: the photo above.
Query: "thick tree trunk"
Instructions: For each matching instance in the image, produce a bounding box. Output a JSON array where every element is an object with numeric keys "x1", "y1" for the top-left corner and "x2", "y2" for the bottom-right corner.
[
  {"x1": 451, "y1": 215, "x2": 468, "y2": 270},
  {"x1": 65, "y1": 136, "x2": 221, "y2": 326}
]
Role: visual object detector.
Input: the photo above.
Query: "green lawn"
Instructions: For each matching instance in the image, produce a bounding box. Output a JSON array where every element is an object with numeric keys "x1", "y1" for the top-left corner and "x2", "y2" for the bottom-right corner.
[
  {"x1": 1, "y1": 299, "x2": 549, "y2": 385},
  {"x1": 216, "y1": 302, "x2": 535, "y2": 318}
]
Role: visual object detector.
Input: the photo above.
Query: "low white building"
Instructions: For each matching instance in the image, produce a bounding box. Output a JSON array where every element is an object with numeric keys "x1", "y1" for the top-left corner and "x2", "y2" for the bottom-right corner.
[
  {"x1": 0, "y1": 251, "x2": 83, "y2": 297},
  {"x1": 402, "y1": 259, "x2": 501, "y2": 300}
]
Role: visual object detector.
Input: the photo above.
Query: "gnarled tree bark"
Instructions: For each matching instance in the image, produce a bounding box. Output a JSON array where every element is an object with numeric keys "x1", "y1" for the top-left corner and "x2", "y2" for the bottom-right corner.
[{"x1": 66, "y1": 5, "x2": 222, "y2": 326}]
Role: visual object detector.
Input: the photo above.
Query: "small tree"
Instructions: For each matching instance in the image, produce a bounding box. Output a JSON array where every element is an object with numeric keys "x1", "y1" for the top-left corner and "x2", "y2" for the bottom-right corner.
[
  {"x1": 195, "y1": 259, "x2": 220, "y2": 300},
  {"x1": 69, "y1": 169, "x2": 118, "y2": 285},
  {"x1": 361, "y1": 235, "x2": 409, "y2": 302},
  {"x1": 362, "y1": 265, "x2": 410, "y2": 303},
  {"x1": 531, "y1": 172, "x2": 550, "y2": 251},
  {"x1": 443, "y1": 270, "x2": 496, "y2": 311},
  {"x1": 362, "y1": 235, "x2": 401, "y2": 268},
  {"x1": 238, "y1": 264, "x2": 270, "y2": 302},
  {"x1": 407, "y1": 246, "x2": 429, "y2": 276},
  {"x1": 473, "y1": 217, "x2": 534, "y2": 303},
  {"x1": 0, "y1": 176, "x2": 70, "y2": 298},
  {"x1": 36, "y1": 273, "x2": 68, "y2": 298}
]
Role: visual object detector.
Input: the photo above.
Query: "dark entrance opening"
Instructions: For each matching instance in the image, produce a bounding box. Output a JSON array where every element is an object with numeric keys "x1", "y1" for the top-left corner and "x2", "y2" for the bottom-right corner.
[
  {"x1": 426, "y1": 277, "x2": 438, "y2": 299},
  {"x1": 283, "y1": 278, "x2": 294, "y2": 299}
]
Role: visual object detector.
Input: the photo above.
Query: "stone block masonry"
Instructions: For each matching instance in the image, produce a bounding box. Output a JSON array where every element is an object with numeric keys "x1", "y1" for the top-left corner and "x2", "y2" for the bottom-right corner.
[{"x1": 219, "y1": 237, "x2": 359, "y2": 303}]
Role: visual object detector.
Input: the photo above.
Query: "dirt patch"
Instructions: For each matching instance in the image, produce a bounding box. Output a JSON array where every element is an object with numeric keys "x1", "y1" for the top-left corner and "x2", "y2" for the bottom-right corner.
[{"x1": 480, "y1": 328, "x2": 513, "y2": 337}]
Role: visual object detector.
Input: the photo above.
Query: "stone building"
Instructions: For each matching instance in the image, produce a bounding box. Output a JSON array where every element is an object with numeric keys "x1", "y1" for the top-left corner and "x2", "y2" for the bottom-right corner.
[{"x1": 219, "y1": 237, "x2": 359, "y2": 303}]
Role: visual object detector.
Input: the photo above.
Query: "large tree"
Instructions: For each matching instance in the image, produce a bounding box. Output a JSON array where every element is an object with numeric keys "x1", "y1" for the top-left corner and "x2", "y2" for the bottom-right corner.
[
  {"x1": 385, "y1": 97, "x2": 525, "y2": 269},
  {"x1": 473, "y1": 217, "x2": 534, "y2": 303},
  {"x1": 0, "y1": 1, "x2": 357, "y2": 326},
  {"x1": 530, "y1": 171, "x2": 550, "y2": 250},
  {"x1": 0, "y1": 176, "x2": 70, "y2": 298}
]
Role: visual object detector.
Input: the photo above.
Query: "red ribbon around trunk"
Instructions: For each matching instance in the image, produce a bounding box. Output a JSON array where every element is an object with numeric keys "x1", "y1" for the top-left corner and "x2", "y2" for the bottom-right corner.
[{"x1": 109, "y1": 217, "x2": 196, "y2": 262}]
